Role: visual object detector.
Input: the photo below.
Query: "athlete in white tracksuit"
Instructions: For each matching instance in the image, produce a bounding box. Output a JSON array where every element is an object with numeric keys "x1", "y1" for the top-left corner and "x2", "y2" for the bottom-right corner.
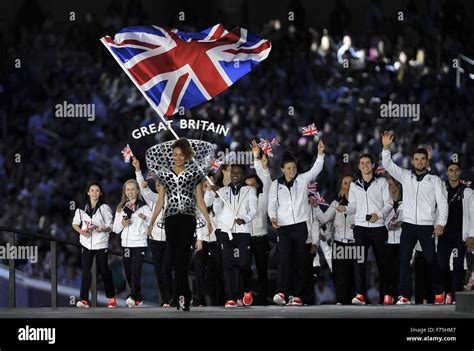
[
  {"x1": 381, "y1": 131, "x2": 448, "y2": 304},
  {"x1": 268, "y1": 140, "x2": 325, "y2": 306}
]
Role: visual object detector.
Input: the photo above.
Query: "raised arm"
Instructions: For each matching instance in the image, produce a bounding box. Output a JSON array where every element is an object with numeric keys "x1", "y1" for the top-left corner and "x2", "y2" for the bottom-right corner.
[
  {"x1": 300, "y1": 140, "x2": 325, "y2": 183},
  {"x1": 133, "y1": 157, "x2": 159, "y2": 205},
  {"x1": 381, "y1": 131, "x2": 409, "y2": 183}
]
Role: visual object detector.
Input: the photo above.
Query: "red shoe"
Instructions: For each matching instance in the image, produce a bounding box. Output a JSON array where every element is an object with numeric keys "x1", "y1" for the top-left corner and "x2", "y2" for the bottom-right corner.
[
  {"x1": 107, "y1": 297, "x2": 117, "y2": 308},
  {"x1": 383, "y1": 295, "x2": 393, "y2": 305},
  {"x1": 225, "y1": 300, "x2": 237, "y2": 308},
  {"x1": 351, "y1": 294, "x2": 366, "y2": 305},
  {"x1": 76, "y1": 300, "x2": 90, "y2": 308},
  {"x1": 445, "y1": 293, "x2": 453, "y2": 305},
  {"x1": 290, "y1": 296, "x2": 302, "y2": 306},
  {"x1": 243, "y1": 292, "x2": 253, "y2": 306},
  {"x1": 396, "y1": 296, "x2": 410, "y2": 305},
  {"x1": 434, "y1": 293, "x2": 445, "y2": 305},
  {"x1": 273, "y1": 293, "x2": 286, "y2": 305}
]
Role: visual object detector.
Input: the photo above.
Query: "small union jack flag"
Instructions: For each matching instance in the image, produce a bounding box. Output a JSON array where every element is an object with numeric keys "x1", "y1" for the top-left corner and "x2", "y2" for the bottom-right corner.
[
  {"x1": 257, "y1": 138, "x2": 279, "y2": 158},
  {"x1": 121, "y1": 144, "x2": 134, "y2": 163},
  {"x1": 308, "y1": 182, "x2": 318, "y2": 195},
  {"x1": 375, "y1": 164, "x2": 386, "y2": 175},
  {"x1": 145, "y1": 171, "x2": 156, "y2": 180},
  {"x1": 85, "y1": 221, "x2": 98, "y2": 232},
  {"x1": 301, "y1": 123, "x2": 322, "y2": 137},
  {"x1": 210, "y1": 158, "x2": 223, "y2": 173},
  {"x1": 311, "y1": 192, "x2": 329, "y2": 206},
  {"x1": 460, "y1": 179, "x2": 472, "y2": 187}
]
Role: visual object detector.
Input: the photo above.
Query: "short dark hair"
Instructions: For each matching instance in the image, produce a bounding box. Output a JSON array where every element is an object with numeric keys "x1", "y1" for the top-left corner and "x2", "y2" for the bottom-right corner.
[
  {"x1": 412, "y1": 148, "x2": 428, "y2": 158},
  {"x1": 358, "y1": 153, "x2": 374, "y2": 164},
  {"x1": 172, "y1": 138, "x2": 194, "y2": 160},
  {"x1": 447, "y1": 160, "x2": 461, "y2": 170},
  {"x1": 281, "y1": 151, "x2": 297, "y2": 168},
  {"x1": 85, "y1": 181, "x2": 107, "y2": 204}
]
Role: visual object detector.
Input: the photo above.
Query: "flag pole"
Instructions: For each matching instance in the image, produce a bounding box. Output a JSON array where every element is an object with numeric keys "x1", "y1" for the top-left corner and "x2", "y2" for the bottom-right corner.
[{"x1": 100, "y1": 38, "x2": 240, "y2": 226}]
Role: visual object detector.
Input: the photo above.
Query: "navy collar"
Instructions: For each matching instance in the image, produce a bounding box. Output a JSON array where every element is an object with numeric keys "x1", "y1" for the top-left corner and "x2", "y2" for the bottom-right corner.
[
  {"x1": 278, "y1": 174, "x2": 299, "y2": 189},
  {"x1": 229, "y1": 183, "x2": 245, "y2": 195}
]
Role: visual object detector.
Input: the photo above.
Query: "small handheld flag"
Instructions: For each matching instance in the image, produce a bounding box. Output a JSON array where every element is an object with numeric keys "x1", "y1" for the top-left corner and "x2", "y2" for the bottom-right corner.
[
  {"x1": 301, "y1": 123, "x2": 322, "y2": 137},
  {"x1": 121, "y1": 144, "x2": 134, "y2": 163}
]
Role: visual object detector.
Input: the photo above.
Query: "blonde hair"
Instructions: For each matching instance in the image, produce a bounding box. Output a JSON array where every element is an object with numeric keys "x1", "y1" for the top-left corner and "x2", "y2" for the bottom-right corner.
[{"x1": 116, "y1": 179, "x2": 142, "y2": 212}]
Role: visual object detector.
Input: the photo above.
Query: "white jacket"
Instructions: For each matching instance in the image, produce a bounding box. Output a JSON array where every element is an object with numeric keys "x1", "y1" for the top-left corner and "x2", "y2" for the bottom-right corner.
[
  {"x1": 136, "y1": 170, "x2": 166, "y2": 241},
  {"x1": 72, "y1": 204, "x2": 114, "y2": 250},
  {"x1": 346, "y1": 177, "x2": 393, "y2": 227},
  {"x1": 268, "y1": 154, "x2": 325, "y2": 226},
  {"x1": 382, "y1": 149, "x2": 448, "y2": 226},
  {"x1": 385, "y1": 200, "x2": 403, "y2": 244},
  {"x1": 196, "y1": 190, "x2": 217, "y2": 242},
  {"x1": 443, "y1": 184, "x2": 474, "y2": 241},
  {"x1": 251, "y1": 159, "x2": 272, "y2": 237},
  {"x1": 315, "y1": 199, "x2": 355, "y2": 243},
  {"x1": 213, "y1": 184, "x2": 258, "y2": 235},
  {"x1": 113, "y1": 201, "x2": 152, "y2": 248},
  {"x1": 307, "y1": 205, "x2": 321, "y2": 245}
]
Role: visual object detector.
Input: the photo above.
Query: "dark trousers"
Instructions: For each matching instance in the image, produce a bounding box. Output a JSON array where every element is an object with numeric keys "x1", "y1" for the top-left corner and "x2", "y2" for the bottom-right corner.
[
  {"x1": 242, "y1": 235, "x2": 270, "y2": 305},
  {"x1": 276, "y1": 222, "x2": 308, "y2": 298},
  {"x1": 399, "y1": 222, "x2": 442, "y2": 298},
  {"x1": 80, "y1": 247, "x2": 115, "y2": 300},
  {"x1": 385, "y1": 243, "x2": 400, "y2": 299},
  {"x1": 123, "y1": 247, "x2": 146, "y2": 301},
  {"x1": 414, "y1": 250, "x2": 435, "y2": 304},
  {"x1": 148, "y1": 239, "x2": 172, "y2": 305},
  {"x1": 438, "y1": 232, "x2": 467, "y2": 299},
  {"x1": 194, "y1": 240, "x2": 225, "y2": 306},
  {"x1": 164, "y1": 213, "x2": 197, "y2": 303},
  {"x1": 301, "y1": 243, "x2": 316, "y2": 305},
  {"x1": 332, "y1": 241, "x2": 356, "y2": 304},
  {"x1": 217, "y1": 231, "x2": 251, "y2": 301},
  {"x1": 353, "y1": 225, "x2": 390, "y2": 300}
]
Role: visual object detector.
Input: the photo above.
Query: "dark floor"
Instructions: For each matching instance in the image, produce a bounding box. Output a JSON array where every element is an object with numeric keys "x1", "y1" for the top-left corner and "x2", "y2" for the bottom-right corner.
[{"x1": 0, "y1": 305, "x2": 473, "y2": 319}]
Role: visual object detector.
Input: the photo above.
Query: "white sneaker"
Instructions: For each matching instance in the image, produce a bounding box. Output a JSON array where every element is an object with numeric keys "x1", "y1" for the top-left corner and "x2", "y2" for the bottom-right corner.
[
  {"x1": 126, "y1": 297, "x2": 141, "y2": 308},
  {"x1": 351, "y1": 294, "x2": 366, "y2": 305},
  {"x1": 396, "y1": 296, "x2": 410, "y2": 305},
  {"x1": 273, "y1": 293, "x2": 286, "y2": 305},
  {"x1": 76, "y1": 300, "x2": 90, "y2": 308}
]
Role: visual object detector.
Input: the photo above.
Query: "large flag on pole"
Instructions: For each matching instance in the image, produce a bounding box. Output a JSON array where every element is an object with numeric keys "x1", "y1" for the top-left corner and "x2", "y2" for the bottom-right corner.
[{"x1": 101, "y1": 24, "x2": 271, "y2": 118}]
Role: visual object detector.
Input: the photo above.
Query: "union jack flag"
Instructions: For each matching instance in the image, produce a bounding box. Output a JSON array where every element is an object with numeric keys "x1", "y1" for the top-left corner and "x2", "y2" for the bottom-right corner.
[
  {"x1": 121, "y1": 144, "x2": 134, "y2": 163},
  {"x1": 311, "y1": 192, "x2": 329, "y2": 206},
  {"x1": 101, "y1": 24, "x2": 271, "y2": 117},
  {"x1": 375, "y1": 164, "x2": 386, "y2": 175},
  {"x1": 210, "y1": 158, "x2": 223, "y2": 173},
  {"x1": 145, "y1": 171, "x2": 156, "y2": 180},
  {"x1": 301, "y1": 123, "x2": 322, "y2": 137},
  {"x1": 257, "y1": 138, "x2": 279, "y2": 158},
  {"x1": 85, "y1": 221, "x2": 98, "y2": 232},
  {"x1": 308, "y1": 182, "x2": 318, "y2": 195},
  {"x1": 460, "y1": 179, "x2": 472, "y2": 187}
]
